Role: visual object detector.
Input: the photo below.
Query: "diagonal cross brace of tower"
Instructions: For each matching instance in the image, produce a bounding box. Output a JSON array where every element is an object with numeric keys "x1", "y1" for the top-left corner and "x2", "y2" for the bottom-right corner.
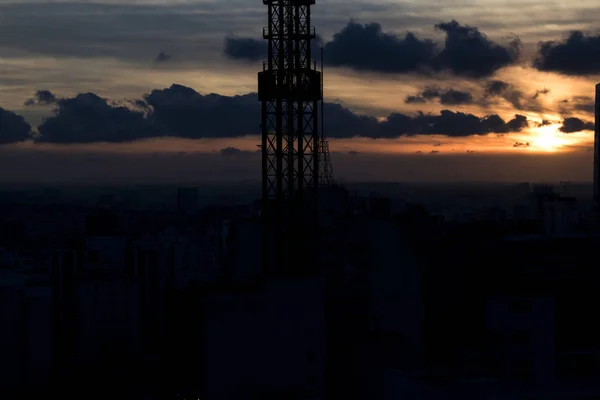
[{"x1": 258, "y1": 0, "x2": 322, "y2": 273}]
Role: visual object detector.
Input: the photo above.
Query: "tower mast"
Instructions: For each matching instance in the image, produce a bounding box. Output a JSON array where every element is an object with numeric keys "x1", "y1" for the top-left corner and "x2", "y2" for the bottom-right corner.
[
  {"x1": 318, "y1": 45, "x2": 335, "y2": 187},
  {"x1": 258, "y1": 0, "x2": 321, "y2": 274}
]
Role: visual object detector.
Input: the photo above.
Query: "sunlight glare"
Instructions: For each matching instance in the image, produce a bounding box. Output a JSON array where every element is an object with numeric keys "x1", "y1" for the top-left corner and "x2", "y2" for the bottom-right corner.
[{"x1": 530, "y1": 124, "x2": 568, "y2": 152}]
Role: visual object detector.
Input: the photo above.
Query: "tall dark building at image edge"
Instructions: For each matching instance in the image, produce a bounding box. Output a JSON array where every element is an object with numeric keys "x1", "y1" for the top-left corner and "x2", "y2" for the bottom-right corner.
[{"x1": 595, "y1": 83, "x2": 600, "y2": 206}]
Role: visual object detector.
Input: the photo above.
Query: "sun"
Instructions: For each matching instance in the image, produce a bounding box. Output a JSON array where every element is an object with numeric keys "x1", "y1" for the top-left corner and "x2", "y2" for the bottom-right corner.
[{"x1": 530, "y1": 124, "x2": 568, "y2": 152}]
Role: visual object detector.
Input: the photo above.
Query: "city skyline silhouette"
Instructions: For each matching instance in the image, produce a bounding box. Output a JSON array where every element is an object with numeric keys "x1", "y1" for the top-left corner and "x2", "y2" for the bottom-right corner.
[{"x1": 1, "y1": 1, "x2": 600, "y2": 399}]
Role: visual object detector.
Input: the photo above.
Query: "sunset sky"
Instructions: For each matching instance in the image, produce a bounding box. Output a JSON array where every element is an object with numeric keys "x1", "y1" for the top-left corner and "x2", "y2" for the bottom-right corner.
[{"x1": 0, "y1": 0, "x2": 599, "y2": 183}]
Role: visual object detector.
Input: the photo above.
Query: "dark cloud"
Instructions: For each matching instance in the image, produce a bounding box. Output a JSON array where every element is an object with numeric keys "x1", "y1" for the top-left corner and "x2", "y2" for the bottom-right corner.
[
  {"x1": 532, "y1": 88, "x2": 550, "y2": 99},
  {"x1": 322, "y1": 21, "x2": 436, "y2": 73},
  {"x1": 573, "y1": 102, "x2": 595, "y2": 114},
  {"x1": 500, "y1": 89, "x2": 528, "y2": 110},
  {"x1": 224, "y1": 35, "x2": 323, "y2": 63},
  {"x1": 220, "y1": 147, "x2": 242, "y2": 156},
  {"x1": 155, "y1": 51, "x2": 172, "y2": 63},
  {"x1": 35, "y1": 84, "x2": 261, "y2": 143},
  {"x1": 37, "y1": 93, "x2": 149, "y2": 143},
  {"x1": 405, "y1": 87, "x2": 474, "y2": 105},
  {"x1": 348, "y1": 151, "x2": 359, "y2": 156},
  {"x1": 533, "y1": 31, "x2": 600, "y2": 75},
  {"x1": 506, "y1": 115, "x2": 529, "y2": 132},
  {"x1": 560, "y1": 96, "x2": 595, "y2": 115},
  {"x1": 30, "y1": 84, "x2": 531, "y2": 143},
  {"x1": 373, "y1": 110, "x2": 528, "y2": 138},
  {"x1": 573, "y1": 96, "x2": 595, "y2": 114},
  {"x1": 438, "y1": 89, "x2": 474, "y2": 105},
  {"x1": 432, "y1": 20, "x2": 521, "y2": 78},
  {"x1": 24, "y1": 89, "x2": 58, "y2": 106},
  {"x1": 0, "y1": 107, "x2": 33, "y2": 144},
  {"x1": 513, "y1": 141, "x2": 530, "y2": 148},
  {"x1": 559, "y1": 117, "x2": 594, "y2": 133},
  {"x1": 129, "y1": 99, "x2": 152, "y2": 114},
  {"x1": 220, "y1": 147, "x2": 253, "y2": 156},
  {"x1": 143, "y1": 84, "x2": 259, "y2": 138},
  {"x1": 405, "y1": 95, "x2": 428, "y2": 104},
  {"x1": 226, "y1": 20, "x2": 520, "y2": 77},
  {"x1": 482, "y1": 80, "x2": 542, "y2": 112},
  {"x1": 484, "y1": 80, "x2": 511, "y2": 96},
  {"x1": 224, "y1": 36, "x2": 267, "y2": 62},
  {"x1": 537, "y1": 119, "x2": 555, "y2": 127}
]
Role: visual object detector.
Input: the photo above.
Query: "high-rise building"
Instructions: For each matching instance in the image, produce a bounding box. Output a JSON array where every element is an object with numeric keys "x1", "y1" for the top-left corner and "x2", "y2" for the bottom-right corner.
[{"x1": 594, "y1": 83, "x2": 600, "y2": 205}]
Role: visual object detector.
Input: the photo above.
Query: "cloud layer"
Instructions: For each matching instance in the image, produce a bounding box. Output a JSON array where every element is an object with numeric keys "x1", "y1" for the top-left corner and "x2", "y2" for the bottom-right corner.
[
  {"x1": 225, "y1": 20, "x2": 522, "y2": 78},
  {"x1": 1, "y1": 83, "x2": 595, "y2": 144},
  {"x1": 16, "y1": 85, "x2": 537, "y2": 143}
]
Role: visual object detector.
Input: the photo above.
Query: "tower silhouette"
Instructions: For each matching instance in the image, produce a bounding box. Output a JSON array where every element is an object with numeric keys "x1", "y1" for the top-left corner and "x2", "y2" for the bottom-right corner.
[{"x1": 258, "y1": 0, "x2": 322, "y2": 274}]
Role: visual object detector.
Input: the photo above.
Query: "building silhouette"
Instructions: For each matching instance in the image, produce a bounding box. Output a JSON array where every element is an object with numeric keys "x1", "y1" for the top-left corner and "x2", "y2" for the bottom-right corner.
[
  {"x1": 595, "y1": 83, "x2": 600, "y2": 205},
  {"x1": 2, "y1": 15, "x2": 600, "y2": 400}
]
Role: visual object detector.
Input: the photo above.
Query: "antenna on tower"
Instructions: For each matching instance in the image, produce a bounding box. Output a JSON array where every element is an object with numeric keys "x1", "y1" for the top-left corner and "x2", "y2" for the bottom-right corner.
[{"x1": 318, "y1": 44, "x2": 335, "y2": 187}]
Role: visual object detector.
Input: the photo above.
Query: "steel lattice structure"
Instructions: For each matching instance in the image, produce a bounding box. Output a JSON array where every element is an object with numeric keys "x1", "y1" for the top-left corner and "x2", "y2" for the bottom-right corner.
[
  {"x1": 318, "y1": 139, "x2": 335, "y2": 187},
  {"x1": 258, "y1": 0, "x2": 321, "y2": 273}
]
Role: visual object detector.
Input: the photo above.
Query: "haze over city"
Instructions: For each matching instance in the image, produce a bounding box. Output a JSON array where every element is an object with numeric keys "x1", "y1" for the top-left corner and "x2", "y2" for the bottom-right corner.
[
  {"x1": 0, "y1": 0, "x2": 599, "y2": 182},
  {"x1": 4, "y1": 1, "x2": 600, "y2": 399}
]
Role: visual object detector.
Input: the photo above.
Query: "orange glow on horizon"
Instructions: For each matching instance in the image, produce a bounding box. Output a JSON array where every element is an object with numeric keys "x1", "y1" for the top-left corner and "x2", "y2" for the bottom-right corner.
[{"x1": 1, "y1": 126, "x2": 593, "y2": 156}]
